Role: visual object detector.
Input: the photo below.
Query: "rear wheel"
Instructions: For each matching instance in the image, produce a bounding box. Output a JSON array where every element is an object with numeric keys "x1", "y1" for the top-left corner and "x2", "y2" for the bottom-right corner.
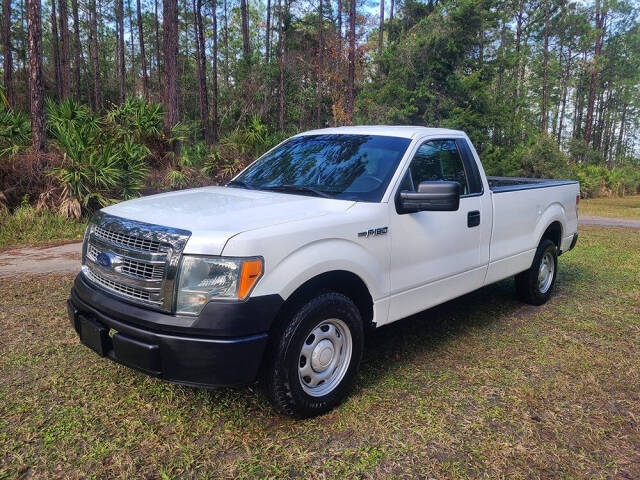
[
  {"x1": 515, "y1": 239, "x2": 558, "y2": 305},
  {"x1": 261, "y1": 292, "x2": 363, "y2": 418}
]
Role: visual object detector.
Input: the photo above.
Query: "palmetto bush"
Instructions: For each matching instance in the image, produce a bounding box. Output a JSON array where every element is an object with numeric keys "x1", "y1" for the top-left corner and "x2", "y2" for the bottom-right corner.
[
  {"x1": 46, "y1": 99, "x2": 149, "y2": 218},
  {"x1": 0, "y1": 108, "x2": 31, "y2": 156},
  {"x1": 104, "y1": 97, "x2": 163, "y2": 141}
]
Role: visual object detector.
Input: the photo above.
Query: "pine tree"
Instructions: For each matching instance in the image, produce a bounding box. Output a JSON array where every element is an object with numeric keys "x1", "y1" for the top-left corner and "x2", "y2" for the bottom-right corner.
[
  {"x1": 27, "y1": 0, "x2": 46, "y2": 151},
  {"x1": 136, "y1": 0, "x2": 149, "y2": 99},
  {"x1": 2, "y1": 0, "x2": 14, "y2": 108},
  {"x1": 162, "y1": 0, "x2": 179, "y2": 134}
]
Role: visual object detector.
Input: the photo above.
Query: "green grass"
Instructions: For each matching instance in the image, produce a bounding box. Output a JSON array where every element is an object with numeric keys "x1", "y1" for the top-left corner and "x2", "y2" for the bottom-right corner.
[
  {"x1": 1, "y1": 225, "x2": 639, "y2": 478},
  {"x1": 0, "y1": 204, "x2": 86, "y2": 250},
  {"x1": 580, "y1": 194, "x2": 640, "y2": 218}
]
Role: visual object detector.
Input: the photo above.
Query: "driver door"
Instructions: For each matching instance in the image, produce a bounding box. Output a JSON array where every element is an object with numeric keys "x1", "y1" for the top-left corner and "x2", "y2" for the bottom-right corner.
[{"x1": 386, "y1": 138, "x2": 491, "y2": 323}]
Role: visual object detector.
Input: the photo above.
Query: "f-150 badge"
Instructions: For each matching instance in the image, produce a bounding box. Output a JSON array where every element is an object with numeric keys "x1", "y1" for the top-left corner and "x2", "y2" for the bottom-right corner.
[{"x1": 358, "y1": 227, "x2": 388, "y2": 238}]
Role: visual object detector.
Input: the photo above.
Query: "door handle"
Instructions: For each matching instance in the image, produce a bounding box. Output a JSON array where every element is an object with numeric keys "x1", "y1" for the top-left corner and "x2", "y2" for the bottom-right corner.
[{"x1": 468, "y1": 210, "x2": 480, "y2": 228}]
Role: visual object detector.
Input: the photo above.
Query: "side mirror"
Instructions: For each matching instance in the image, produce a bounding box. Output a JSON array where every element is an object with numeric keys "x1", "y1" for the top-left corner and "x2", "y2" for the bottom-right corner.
[{"x1": 398, "y1": 181, "x2": 461, "y2": 214}]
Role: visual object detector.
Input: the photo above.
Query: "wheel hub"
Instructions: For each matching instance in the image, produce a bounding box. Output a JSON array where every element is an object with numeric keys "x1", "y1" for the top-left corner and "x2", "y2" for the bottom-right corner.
[
  {"x1": 311, "y1": 339, "x2": 335, "y2": 371},
  {"x1": 298, "y1": 319, "x2": 353, "y2": 397},
  {"x1": 537, "y1": 251, "x2": 555, "y2": 293}
]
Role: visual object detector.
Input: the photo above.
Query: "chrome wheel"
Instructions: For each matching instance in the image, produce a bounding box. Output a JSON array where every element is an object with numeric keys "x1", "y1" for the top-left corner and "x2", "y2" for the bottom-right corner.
[
  {"x1": 298, "y1": 319, "x2": 353, "y2": 397},
  {"x1": 537, "y1": 251, "x2": 555, "y2": 293}
]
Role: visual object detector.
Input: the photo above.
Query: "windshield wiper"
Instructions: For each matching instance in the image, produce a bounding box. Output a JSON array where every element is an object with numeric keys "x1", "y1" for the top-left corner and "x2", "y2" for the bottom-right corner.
[
  {"x1": 260, "y1": 184, "x2": 332, "y2": 199},
  {"x1": 227, "y1": 179, "x2": 256, "y2": 190}
]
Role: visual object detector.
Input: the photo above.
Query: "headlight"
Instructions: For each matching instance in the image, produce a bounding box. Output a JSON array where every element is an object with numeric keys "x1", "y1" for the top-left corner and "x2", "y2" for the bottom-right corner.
[{"x1": 176, "y1": 256, "x2": 263, "y2": 315}]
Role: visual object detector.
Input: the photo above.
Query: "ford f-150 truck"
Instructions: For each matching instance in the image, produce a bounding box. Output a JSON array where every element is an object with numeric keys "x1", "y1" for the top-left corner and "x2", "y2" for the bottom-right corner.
[{"x1": 68, "y1": 126, "x2": 580, "y2": 417}]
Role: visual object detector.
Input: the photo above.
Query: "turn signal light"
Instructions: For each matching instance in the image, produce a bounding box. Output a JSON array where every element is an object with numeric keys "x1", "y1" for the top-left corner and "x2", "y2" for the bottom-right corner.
[{"x1": 238, "y1": 259, "x2": 263, "y2": 299}]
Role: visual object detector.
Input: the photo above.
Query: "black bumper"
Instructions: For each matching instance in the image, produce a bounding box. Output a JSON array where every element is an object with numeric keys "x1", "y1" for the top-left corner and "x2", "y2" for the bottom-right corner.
[{"x1": 69, "y1": 274, "x2": 283, "y2": 387}]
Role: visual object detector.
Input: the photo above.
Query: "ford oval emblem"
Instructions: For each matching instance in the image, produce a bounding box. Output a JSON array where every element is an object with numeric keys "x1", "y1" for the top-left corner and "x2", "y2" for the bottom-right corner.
[{"x1": 96, "y1": 252, "x2": 113, "y2": 268}]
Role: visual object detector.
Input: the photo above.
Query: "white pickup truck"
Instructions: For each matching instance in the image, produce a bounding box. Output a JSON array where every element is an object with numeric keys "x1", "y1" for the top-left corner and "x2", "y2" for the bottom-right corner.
[{"x1": 68, "y1": 126, "x2": 579, "y2": 417}]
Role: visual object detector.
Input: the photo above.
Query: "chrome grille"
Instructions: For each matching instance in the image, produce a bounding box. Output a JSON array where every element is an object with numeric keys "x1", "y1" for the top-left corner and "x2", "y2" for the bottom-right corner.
[
  {"x1": 121, "y1": 258, "x2": 165, "y2": 280},
  {"x1": 84, "y1": 267, "x2": 156, "y2": 303},
  {"x1": 93, "y1": 225, "x2": 163, "y2": 253},
  {"x1": 82, "y1": 211, "x2": 191, "y2": 312},
  {"x1": 86, "y1": 243, "x2": 164, "y2": 280}
]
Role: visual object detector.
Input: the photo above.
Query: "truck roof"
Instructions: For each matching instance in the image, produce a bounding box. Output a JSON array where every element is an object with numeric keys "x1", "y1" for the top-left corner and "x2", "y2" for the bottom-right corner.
[{"x1": 297, "y1": 125, "x2": 465, "y2": 139}]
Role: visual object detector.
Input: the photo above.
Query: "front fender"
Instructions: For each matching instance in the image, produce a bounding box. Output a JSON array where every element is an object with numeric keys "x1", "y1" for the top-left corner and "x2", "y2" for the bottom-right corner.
[{"x1": 252, "y1": 238, "x2": 388, "y2": 302}]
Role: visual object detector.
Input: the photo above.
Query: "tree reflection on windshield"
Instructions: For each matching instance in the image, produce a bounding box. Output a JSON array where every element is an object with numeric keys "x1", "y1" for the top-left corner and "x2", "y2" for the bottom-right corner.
[{"x1": 232, "y1": 134, "x2": 411, "y2": 201}]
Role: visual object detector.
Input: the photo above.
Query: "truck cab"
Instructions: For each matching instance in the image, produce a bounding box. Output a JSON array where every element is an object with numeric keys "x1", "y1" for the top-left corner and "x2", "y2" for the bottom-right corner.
[{"x1": 68, "y1": 126, "x2": 579, "y2": 417}]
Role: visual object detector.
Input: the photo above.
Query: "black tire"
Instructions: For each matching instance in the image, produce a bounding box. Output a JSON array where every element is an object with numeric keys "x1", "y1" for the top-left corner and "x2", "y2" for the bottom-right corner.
[
  {"x1": 260, "y1": 292, "x2": 364, "y2": 418},
  {"x1": 515, "y1": 239, "x2": 558, "y2": 305}
]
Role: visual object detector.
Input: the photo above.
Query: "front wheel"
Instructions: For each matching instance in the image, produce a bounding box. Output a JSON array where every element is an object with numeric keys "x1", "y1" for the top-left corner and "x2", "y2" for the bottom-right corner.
[
  {"x1": 515, "y1": 239, "x2": 558, "y2": 305},
  {"x1": 261, "y1": 292, "x2": 364, "y2": 418}
]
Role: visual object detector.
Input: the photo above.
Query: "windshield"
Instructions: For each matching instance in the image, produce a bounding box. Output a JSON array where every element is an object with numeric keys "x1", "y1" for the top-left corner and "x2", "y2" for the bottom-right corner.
[{"x1": 231, "y1": 134, "x2": 412, "y2": 202}]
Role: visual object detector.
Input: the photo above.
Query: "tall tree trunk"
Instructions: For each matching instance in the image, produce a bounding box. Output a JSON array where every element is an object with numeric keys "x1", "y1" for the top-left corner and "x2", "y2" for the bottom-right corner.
[
  {"x1": 97, "y1": 0, "x2": 104, "y2": 46},
  {"x1": 585, "y1": 0, "x2": 605, "y2": 146},
  {"x1": 594, "y1": 87, "x2": 606, "y2": 149},
  {"x1": 240, "y1": 0, "x2": 250, "y2": 58},
  {"x1": 71, "y1": 0, "x2": 82, "y2": 99},
  {"x1": 266, "y1": 0, "x2": 271, "y2": 62},
  {"x1": 493, "y1": 19, "x2": 506, "y2": 146},
  {"x1": 337, "y1": 0, "x2": 342, "y2": 40},
  {"x1": 194, "y1": 0, "x2": 209, "y2": 143},
  {"x1": 277, "y1": 0, "x2": 284, "y2": 130},
  {"x1": 540, "y1": 0, "x2": 549, "y2": 133},
  {"x1": 514, "y1": 0, "x2": 524, "y2": 102},
  {"x1": 316, "y1": 0, "x2": 323, "y2": 128},
  {"x1": 162, "y1": 0, "x2": 179, "y2": 135},
  {"x1": 58, "y1": 0, "x2": 71, "y2": 98},
  {"x1": 154, "y1": 0, "x2": 160, "y2": 84},
  {"x1": 136, "y1": 0, "x2": 149, "y2": 99},
  {"x1": 27, "y1": 0, "x2": 46, "y2": 151},
  {"x1": 224, "y1": 0, "x2": 229, "y2": 85},
  {"x1": 211, "y1": 0, "x2": 218, "y2": 141},
  {"x1": 346, "y1": 0, "x2": 355, "y2": 124},
  {"x1": 51, "y1": 0, "x2": 63, "y2": 99},
  {"x1": 116, "y1": 0, "x2": 125, "y2": 102},
  {"x1": 2, "y1": 0, "x2": 14, "y2": 108},
  {"x1": 557, "y1": 46, "x2": 571, "y2": 145},
  {"x1": 20, "y1": 0, "x2": 27, "y2": 80},
  {"x1": 615, "y1": 98, "x2": 627, "y2": 160},
  {"x1": 389, "y1": 0, "x2": 393, "y2": 23},
  {"x1": 127, "y1": 0, "x2": 135, "y2": 68},
  {"x1": 377, "y1": 0, "x2": 383, "y2": 59},
  {"x1": 88, "y1": 0, "x2": 101, "y2": 108}
]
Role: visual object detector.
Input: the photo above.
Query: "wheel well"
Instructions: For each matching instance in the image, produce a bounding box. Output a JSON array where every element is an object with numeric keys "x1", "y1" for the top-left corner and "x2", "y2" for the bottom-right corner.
[
  {"x1": 280, "y1": 271, "x2": 374, "y2": 329},
  {"x1": 541, "y1": 221, "x2": 562, "y2": 250}
]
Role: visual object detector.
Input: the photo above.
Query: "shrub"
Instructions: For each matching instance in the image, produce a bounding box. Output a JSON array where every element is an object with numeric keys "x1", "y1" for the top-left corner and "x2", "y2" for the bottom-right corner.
[
  {"x1": 574, "y1": 165, "x2": 608, "y2": 198},
  {"x1": 568, "y1": 138, "x2": 605, "y2": 166},
  {"x1": 0, "y1": 199, "x2": 86, "y2": 249},
  {"x1": 104, "y1": 97, "x2": 163, "y2": 141},
  {"x1": 46, "y1": 99, "x2": 150, "y2": 217},
  {"x1": 514, "y1": 135, "x2": 574, "y2": 179},
  {"x1": 0, "y1": 108, "x2": 31, "y2": 156},
  {"x1": 607, "y1": 166, "x2": 640, "y2": 196}
]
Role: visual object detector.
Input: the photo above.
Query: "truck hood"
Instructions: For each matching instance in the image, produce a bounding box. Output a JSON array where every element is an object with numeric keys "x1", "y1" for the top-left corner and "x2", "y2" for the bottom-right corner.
[{"x1": 101, "y1": 186, "x2": 355, "y2": 255}]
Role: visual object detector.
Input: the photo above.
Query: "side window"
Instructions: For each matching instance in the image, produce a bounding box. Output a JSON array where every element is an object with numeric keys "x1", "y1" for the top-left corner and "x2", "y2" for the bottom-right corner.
[{"x1": 407, "y1": 140, "x2": 469, "y2": 195}]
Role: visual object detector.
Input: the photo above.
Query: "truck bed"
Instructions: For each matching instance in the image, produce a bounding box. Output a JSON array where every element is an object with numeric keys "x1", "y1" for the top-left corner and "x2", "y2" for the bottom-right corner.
[{"x1": 488, "y1": 176, "x2": 578, "y2": 193}]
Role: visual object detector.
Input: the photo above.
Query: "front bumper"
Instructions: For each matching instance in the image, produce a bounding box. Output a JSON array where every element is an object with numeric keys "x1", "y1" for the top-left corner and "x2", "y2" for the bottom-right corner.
[{"x1": 69, "y1": 274, "x2": 282, "y2": 387}]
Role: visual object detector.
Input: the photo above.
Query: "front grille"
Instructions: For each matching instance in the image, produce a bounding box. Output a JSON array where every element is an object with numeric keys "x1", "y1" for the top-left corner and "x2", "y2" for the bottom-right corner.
[
  {"x1": 84, "y1": 268, "x2": 157, "y2": 303},
  {"x1": 121, "y1": 258, "x2": 165, "y2": 280},
  {"x1": 93, "y1": 225, "x2": 163, "y2": 253},
  {"x1": 82, "y1": 212, "x2": 191, "y2": 312},
  {"x1": 86, "y1": 243, "x2": 164, "y2": 280}
]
